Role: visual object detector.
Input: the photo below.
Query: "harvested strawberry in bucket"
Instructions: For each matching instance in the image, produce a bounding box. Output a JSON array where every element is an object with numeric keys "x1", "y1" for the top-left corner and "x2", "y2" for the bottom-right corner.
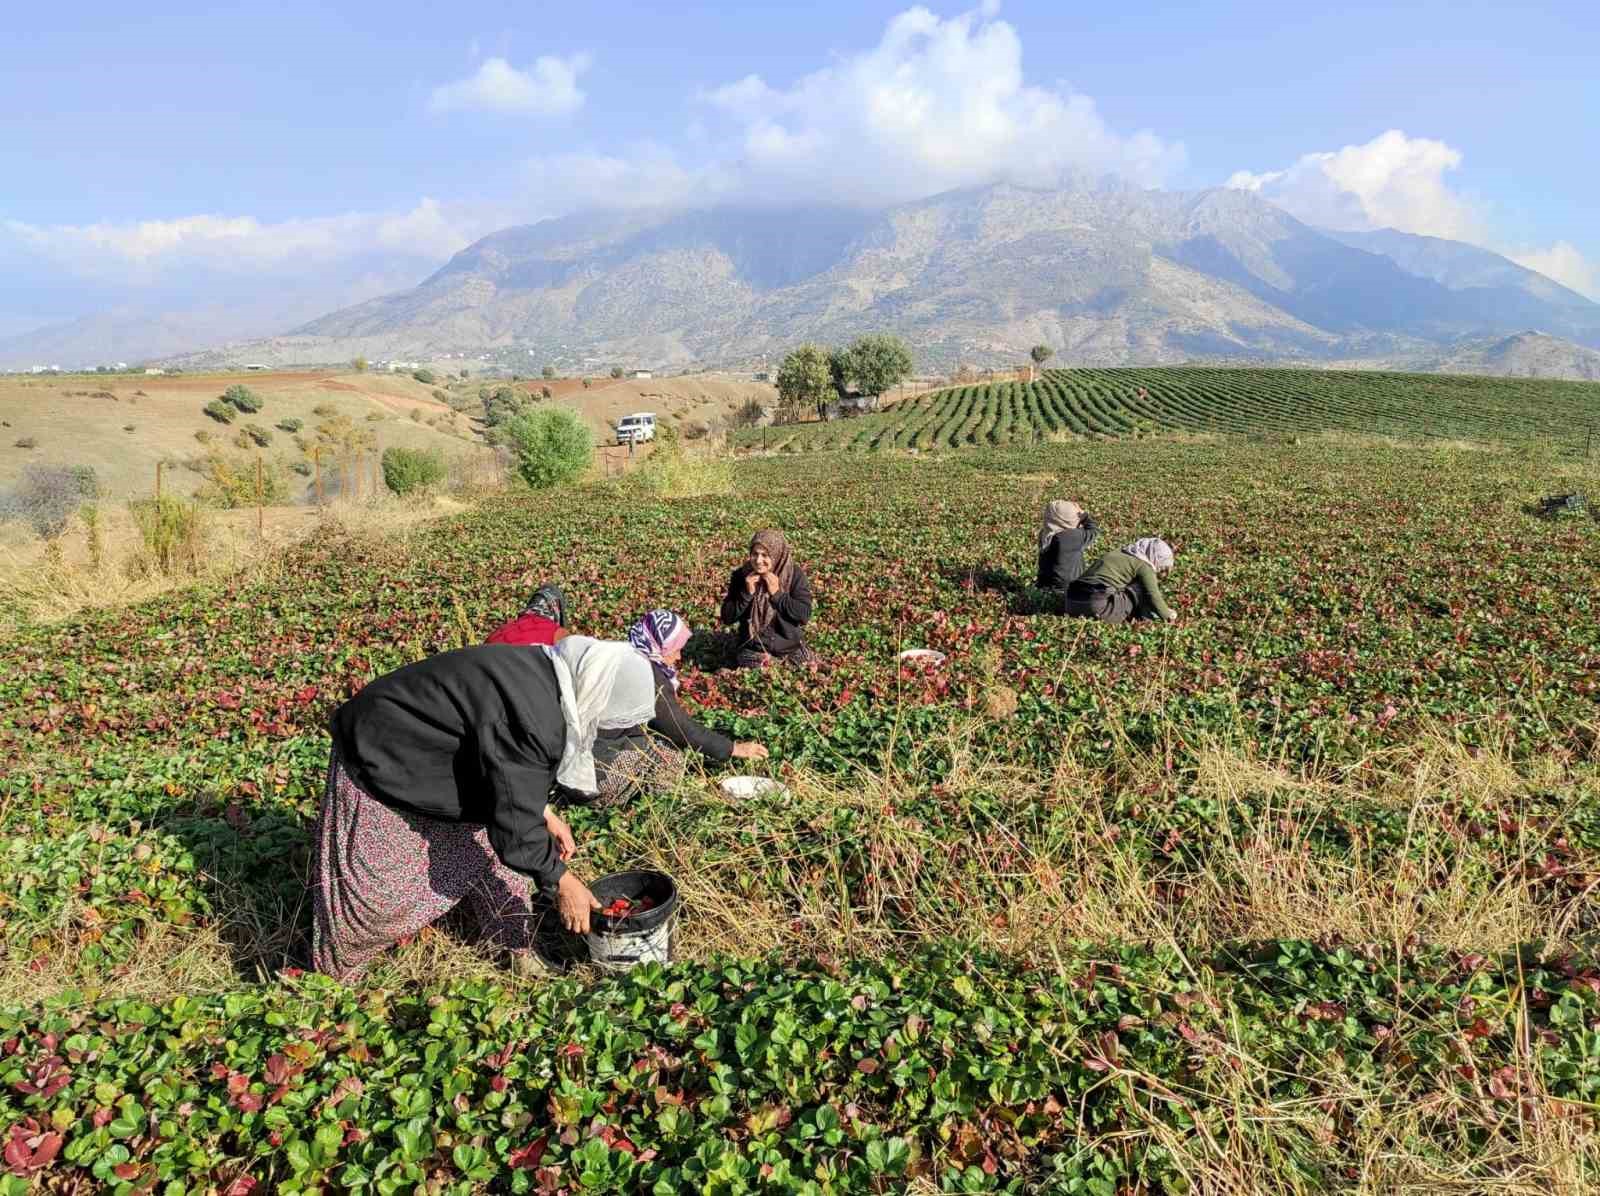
[{"x1": 587, "y1": 870, "x2": 677, "y2": 972}]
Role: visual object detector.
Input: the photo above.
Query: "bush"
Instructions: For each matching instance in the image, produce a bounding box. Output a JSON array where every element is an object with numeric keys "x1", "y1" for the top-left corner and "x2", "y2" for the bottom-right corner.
[
  {"x1": 221, "y1": 384, "x2": 262, "y2": 413},
  {"x1": 540, "y1": 386, "x2": 552, "y2": 400},
  {"x1": 123, "y1": 423, "x2": 136, "y2": 432},
  {"x1": 731, "y1": 397, "x2": 768, "y2": 429},
  {"x1": 291, "y1": 460, "x2": 313, "y2": 476},
  {"x1": 14, "y1": 436, "x2": 37, "y2": 449},
  {"x1": 582, "y1": 378, "x2": 591, "y2": 389},
  {"x1": 609, "y1": 367, "x2": 624, "y2": 379},
  {"x1": 203, "y1": 399, "x2": 235, "y2": 424},
  {"x1": 382, "y1": 446, "x2": 447, "y2": 496},
  {"x1": 242, "y1": 423, "x2": 273, "y2": 448},
  {"x1": 352, "y1": 357, "x2": 368, "y2": 372},
  {"x1": 482, "y1": 386, "x2": 529, "y2": 429},
  {"x1": 195, "y1": 454, "x2": 290, "y2": 508},
  {"x1": 506, "y1": 408, "x2": 593, "y2": 490},
  {"x1": 541, "y1": 365, "x2": 557, "y2": 380},
  {"x1": 312, "y1": 403, "x2": 337, "y2": 416},
  {"x1": 412, "y1": 368, "x2": 436, "y2": 385},
  {"x1": 1, "y1": 463, "x2": 98, "y2": 538},
  {"x1": 276, "y1": 417, "x2": 303, "y2": 433},
  {"x1": 128, "y1": 496, "x2": 206, "y2": 576},
  {"x1": 193, "y1": 430, "x2": 212, "y2": 444}
]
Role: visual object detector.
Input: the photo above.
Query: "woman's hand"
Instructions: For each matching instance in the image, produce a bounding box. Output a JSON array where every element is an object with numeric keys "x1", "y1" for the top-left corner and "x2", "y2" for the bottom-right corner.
[
  {"x1": 544, "y1": 807, "x2": 576, "y2": 861},
  {"x1": 557, "y1": 871, "x2": 600, "y2": 935},
  {"x1": 730, "y1": 741, "x2": 769, "y2": 760},
  {"x1": 761, "y1": 571, "x2": 781, "y2": 595},
  {"x1": 744, "y1": 570, "x2": 761, "y2": 593}
]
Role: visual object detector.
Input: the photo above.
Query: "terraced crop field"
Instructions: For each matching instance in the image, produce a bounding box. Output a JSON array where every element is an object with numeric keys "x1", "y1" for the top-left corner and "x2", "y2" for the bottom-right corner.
[
  {"x1": 3, "y1": 438, "x2": 1599, "y2": 1193},
  {"x1": 735, "y1": 367, "x2": 1600, "y2": 453}
]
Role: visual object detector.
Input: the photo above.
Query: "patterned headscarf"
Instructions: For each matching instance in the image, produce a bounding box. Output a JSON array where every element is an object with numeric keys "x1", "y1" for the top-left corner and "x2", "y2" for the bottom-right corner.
[
  {"x1": 1123, "y1": 537, "x2": 1175, "y2": 573},
  {"x1": 745, "y1": 529, "x2": 798, "y2": 638},
  {"x1": 522, "y1": 583, "x2": 567, "y2": 627},
  {"x1": 1038, "y1": 500, "x2": 1083, "y2": 551},
  {"x1": 628, "y1": 609, "x2": 692, "y2": 690}
]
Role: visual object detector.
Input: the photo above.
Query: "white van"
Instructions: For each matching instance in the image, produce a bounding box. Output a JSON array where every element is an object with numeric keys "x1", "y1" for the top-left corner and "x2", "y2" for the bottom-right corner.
[{"x1": 615, "y1": 412, "x2": 656, "y2": 444}]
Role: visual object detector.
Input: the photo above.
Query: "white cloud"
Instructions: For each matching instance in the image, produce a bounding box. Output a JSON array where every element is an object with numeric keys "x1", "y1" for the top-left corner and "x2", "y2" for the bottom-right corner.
[
  {"x1": 1229, "y1": 129, "x2": 1599, "y2": 300},
  {"x1": 2, "y1": 198, "x2": 477, "y2": 280},
  {"x1": 428, "y1": 54, "x2": 590, "y2": 117},
  {"x1": 1509, "y1": 242, "x2": 1600, "y2": 300},
  {"x1": 612, "y1": 4, "x2": 1185, "y2": 209},
  {"x1": 1227, "y1": 129, "x2": 1483, "y2": 240}
]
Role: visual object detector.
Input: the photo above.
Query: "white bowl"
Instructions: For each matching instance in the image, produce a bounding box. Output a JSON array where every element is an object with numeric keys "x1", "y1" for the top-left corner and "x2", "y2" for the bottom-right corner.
[
  {"x1": 720, "y1": 776, "x2": 787, "y2": 800},
  {"x1": 898, "y1": 648, "x2": 947, "y2": 665}
]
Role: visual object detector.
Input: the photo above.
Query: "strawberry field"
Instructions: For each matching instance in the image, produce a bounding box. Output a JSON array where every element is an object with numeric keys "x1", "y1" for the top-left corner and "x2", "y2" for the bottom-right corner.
[
  {"x1": 734, "y1": 367, "x2": 1600, "y2": 454},
  {"x1": 4, "y1": 435, "x2": 1600, "y2": 1193}
]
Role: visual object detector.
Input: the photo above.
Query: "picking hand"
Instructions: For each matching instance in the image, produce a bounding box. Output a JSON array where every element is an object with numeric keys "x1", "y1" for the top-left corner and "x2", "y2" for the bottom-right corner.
[
  {"x1": 731, "y1": 741, "x2": 769, "y2": 760},
  {"x1": 557, "y1": 872, "x2": 600, "y2": 935},
  {"x1": 544, "y1": 807, "x2": 576, "y2": 861}
]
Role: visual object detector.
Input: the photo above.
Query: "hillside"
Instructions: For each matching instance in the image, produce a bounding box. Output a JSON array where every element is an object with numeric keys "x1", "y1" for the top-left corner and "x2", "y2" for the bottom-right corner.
[
  {"x1": 162, "y1": 180, "x2": 1600, "y2": 376},
  {"x1": 0, "y1": 369, "x2": 476, "y2": 501},
  {"x1": 736, "y1": 366, "x2": 1600, "y2": 453},
  {"x1": 1425, "y1": 330, "x2": 1600, "y2": 381}
]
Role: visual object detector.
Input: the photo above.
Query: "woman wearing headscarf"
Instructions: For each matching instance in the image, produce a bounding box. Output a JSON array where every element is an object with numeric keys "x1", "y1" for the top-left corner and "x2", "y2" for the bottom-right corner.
[
  {"x1": 311, "y1": 637, "x2": 654, "y2": 980},
  {"x1": 1065, "y1": 538, "x2": 1179, "y2": 625},
  {"x1": 720, "y1": 529, "x2": 816, "y2": 668},
  {"x1": 486, "y1": 582, "x2": 569, "y2": 647},
  {"x1": 628, "y1": 609, "x2": 769, "y2": 763},
  {"x1": 1035, "y1": 500, "x2": 1099, "y2": 592}
]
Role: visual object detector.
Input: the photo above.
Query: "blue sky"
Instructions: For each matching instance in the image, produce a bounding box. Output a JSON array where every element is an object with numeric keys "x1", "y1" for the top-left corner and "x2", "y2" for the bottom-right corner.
[{"x1": 2, "y1": 0, "x2": 1596, "y2": 337}]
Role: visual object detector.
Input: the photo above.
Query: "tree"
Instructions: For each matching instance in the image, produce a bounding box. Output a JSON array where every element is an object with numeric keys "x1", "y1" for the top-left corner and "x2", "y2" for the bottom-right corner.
[
  {"x1": 609, "y1": 366, "x2": 625, "y2": 380},
  {"x1": 1029, "y1": 344, "x2": 1054, "y2": 381},
  {"x1": 826, "y1": 349, "x2": 850, "y2": 399},
  {"x1": 845, "y1": 334, "x2": 913, "y2": 399},
  {"x1": 541, "y1": 365, "x2": 557, "y2": 380},
  {"x1": 352, "y1": 357, "x2": 369, "y2": 372},
  {"x1": 382, "y1": 446, "x2": 447, "y2": 496},
  {"x1": 776, "y1": 345, "x2": 832, "y2": 419},
  {"x1": 411, "y1": 368, "x2": 436, "y2": 385},
  {"x1": 506, "y1": 408, "x2": 593, "y2": 490}
]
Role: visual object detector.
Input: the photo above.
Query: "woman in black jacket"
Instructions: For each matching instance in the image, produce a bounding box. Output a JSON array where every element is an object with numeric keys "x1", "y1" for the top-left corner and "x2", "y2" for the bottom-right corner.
[
  {"x1": 720, "y1": 528, "x2": 815, "y2": 668},
  {"x1": 314, "y1": 638, "x2": 654, "y2": 980},
  {"x1": 626, "y1": 609, "x2": 768, "y2": 763},
  {"x1": 1035, "y1": 500, "x2": 1099, "y2": 593}
]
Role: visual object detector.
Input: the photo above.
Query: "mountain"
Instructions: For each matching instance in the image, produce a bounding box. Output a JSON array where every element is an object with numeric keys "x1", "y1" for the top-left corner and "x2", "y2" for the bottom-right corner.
[
  {"x1": 0, "y1": 309, "x2": 264, "y2": 370},
  {"x1": 166, "y1": 182, "x2": 1600, "y2": 375},
  {"x1": 1422, "y1": 330, "x2": 1600, "y2": 381}
]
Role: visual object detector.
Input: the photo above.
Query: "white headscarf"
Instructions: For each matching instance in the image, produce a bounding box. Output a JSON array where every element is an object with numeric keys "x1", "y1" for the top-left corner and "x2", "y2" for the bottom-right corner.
[
  {"x1": 1038, "y1": 500, "x2": 1083, "y2": 551},
  {"x1": 544, "y1": 636, "x2": 657, "y2": 794},
  {"x1": 1123, "y1": 537, "x2": 1175, "y2": 572}
]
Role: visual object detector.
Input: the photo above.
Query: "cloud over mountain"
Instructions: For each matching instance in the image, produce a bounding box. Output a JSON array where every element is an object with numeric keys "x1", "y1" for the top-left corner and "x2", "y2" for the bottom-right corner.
[{"x1": 428, "y1": 54, "x2": 591, "y2": 117}]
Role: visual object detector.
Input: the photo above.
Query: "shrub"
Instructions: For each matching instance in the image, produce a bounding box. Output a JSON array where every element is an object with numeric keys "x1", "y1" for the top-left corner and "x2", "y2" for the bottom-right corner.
[
  {"x1": 193, "y1": 429, "x2": 212, "y2": 444},
  {"x1": 412, "y1": 368, "x2": 436, "y2": 385},
  {"x1": 312, "y1": 403, "x2": 337, "y2": 416},
  {"x1": 14, "y1": 436, "x2": 37, "y2": 449},
  {"x1": 482, "y1": 386, "x2": 529, "y2": 428},
  {"x1": 128, "y1": 496, "x2": 206, "y2": 576},
  {"x1": 582, "y1": 378, "x2": 591, "y2": 389},
  {"x1": 1, "y1": 463, "x2": 98, "y2": 538},
  {"x1": 541, "y1": 365, "x2": 556, "y2": 380},
  {"x1": 382, "y1": 446, "x2": 447, "y2": 496},
  {"x1": 276, "y1": 417, "x2": 303, "y2": 433},
  {"x1": 365, "y1": 412, "x2": 385, "y2": 422},
  {"x1": 123, "y1": 423, "x2": 136, "y2": 432},
  {"x1": 431, "y1": 389, "x2": 448, "y2": 403},
  {"x1": 609, "y1": 366, "x2": 624, "y2": 379},
  {"x1": 410, "y1": 409, "x2": 424, "y2": 422},
  {"x1": 242, "y1": 423, "x2": 273, "y2": 448},
  {"x1": 221, "y1": 384, "x2": 262, "y2": 413},
  {"x1": 731, "y1": 397, "x2": 768, "y2": 428},
  {"x1": 352, "y1": 356, "x2": 368, "y2": 372},
  {"x1": 540, "y1": 386, "x2": 552, "y2": 400},
  {"x1": 203, "y1": 399, "x2": 235, "y2": 424},
  {"x1": 506, "y1": 408, "x2": 593, "y2": 490},
  {"x1": 291, "y1": 460, "x2": 313, "y2": 476},
  {"x1": 195, "y1": 454, "x2": 290, "y2": 508}
]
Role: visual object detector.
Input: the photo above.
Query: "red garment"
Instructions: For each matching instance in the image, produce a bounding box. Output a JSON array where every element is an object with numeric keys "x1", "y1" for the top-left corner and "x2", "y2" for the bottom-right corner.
[{"x1": 485, "y1": 612, "x2": 562, "y2": 646}]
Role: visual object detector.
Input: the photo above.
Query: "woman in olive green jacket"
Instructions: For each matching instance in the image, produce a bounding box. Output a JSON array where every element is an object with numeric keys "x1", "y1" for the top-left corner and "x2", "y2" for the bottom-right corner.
[{"x1": 1065, "y1": 538, "x2": 1178, "y2": 624}]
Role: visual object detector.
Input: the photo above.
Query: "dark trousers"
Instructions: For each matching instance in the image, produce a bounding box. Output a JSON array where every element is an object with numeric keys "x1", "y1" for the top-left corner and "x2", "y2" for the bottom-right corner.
[
  {"x1": 734, "y1": 642, "x2": 816, "y2": 669},
  {"x1": 1064, "y1": 582, "x2": 1149, "y2": 624}
]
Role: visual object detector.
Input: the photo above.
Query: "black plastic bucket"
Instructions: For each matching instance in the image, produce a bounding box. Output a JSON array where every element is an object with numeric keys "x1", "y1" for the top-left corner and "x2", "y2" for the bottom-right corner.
[{"x1": 587, "y1": 870, "x2": 678, "y2": 972}]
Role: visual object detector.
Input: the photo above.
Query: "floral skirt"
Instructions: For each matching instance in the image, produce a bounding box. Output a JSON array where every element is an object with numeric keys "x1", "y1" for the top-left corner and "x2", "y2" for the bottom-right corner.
[
  {"x1": 311, "y1": 749, "x2": 539, "y2": 981},
  {"x1": 591, "y1": 734, "x2": 685, "y2": 809}
]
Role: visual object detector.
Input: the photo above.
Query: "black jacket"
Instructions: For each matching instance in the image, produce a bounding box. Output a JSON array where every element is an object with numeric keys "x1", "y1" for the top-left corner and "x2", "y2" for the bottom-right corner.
[
  {"x1": 329, "y1": 645, "x2": 567, "y2": 897},
  {"x1": 1035, "y1": 514, "x2": 1100, "y2": 590},
  {"x1": 648, "y1": 661, "x2": 733, "y2": 761},
  {"x1": 720, "y1": 565, "x2": 814, "y2": 656}
]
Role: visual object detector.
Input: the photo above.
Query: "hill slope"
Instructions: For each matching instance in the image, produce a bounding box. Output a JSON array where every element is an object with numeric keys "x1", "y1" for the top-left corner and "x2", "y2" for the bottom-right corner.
[{"x1": 184, "y1": 181, "x2": 1600, "y2": 374}]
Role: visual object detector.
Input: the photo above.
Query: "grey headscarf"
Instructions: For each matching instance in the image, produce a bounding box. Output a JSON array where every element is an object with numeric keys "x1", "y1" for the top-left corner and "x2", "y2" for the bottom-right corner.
[
  {"x1": 1038, "y1": 500, "x2": 1083, "y2": 551},
  {"x1": 1123, "y1": 537, "x2": 1175, "y2": 572}
]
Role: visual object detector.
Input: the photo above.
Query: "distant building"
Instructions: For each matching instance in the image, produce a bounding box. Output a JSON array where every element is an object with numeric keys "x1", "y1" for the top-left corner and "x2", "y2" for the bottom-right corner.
[
  {"x1": 243, "y1": 363, "x2": 268, "y2": 371},
  {"x1": 629, "y1": 370, "x2": 653, "y2": 379},
  {"x1": 144, "y1": 367, "x2": 165, "y2": 375}
]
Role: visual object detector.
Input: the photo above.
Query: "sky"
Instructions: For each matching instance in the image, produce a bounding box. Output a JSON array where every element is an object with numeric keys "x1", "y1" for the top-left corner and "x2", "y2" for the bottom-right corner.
[{"x1": 1, "y1": 0, "x2": 1596, "y2": 341}]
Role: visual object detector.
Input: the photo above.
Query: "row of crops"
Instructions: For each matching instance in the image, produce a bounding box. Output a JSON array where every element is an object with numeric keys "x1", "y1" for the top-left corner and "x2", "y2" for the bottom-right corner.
[{"x1": 733, "y1": 367, "x2": 1600, "y2": 454}]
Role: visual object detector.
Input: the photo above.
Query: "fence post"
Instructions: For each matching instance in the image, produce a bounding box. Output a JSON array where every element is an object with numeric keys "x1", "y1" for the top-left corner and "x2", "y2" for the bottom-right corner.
[
  {"x1": 313, "y1": 446, "x2": 324, "y2": 506},
  {"x1": 255, "y1": 454, "x2": 264, "y2": 543},
  {"x1": 155, "y1": 460, "x2": 163, "y2": 501}
]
